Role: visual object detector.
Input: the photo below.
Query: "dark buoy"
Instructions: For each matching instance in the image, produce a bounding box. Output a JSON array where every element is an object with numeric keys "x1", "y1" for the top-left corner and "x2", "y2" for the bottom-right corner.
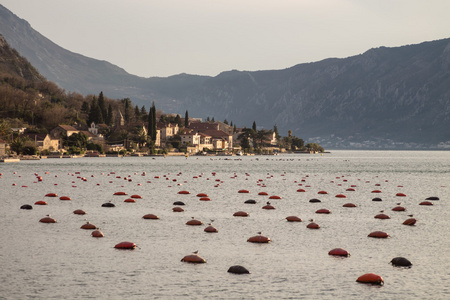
[
  {"x1": 173, "y1": 201, "x2": 185, "y2": 206},
  {"x1": 390, "y1": 257, "x2": 412, "y2": 267},
  {"x1": 244, "y1": 199, "x2": 257, "y2": 204},
  {"x1": 372, "y1": 197, "x2": 382, "y2": 201},
  {"x1": 102, "y1": 202, "x2": 115, "y2": 207},
  {"x1": 228, "y1": 265, "x2": 250, "y2": 274},
  {"x1": 20, "y1": 204, "x2": 33, "y2": 210},
  {"x1": 425, "y1": 196, "x2": 439, "y2": 201},
  {"x1": 309, "y1": 198, "x2": 321, "y2": 203}
]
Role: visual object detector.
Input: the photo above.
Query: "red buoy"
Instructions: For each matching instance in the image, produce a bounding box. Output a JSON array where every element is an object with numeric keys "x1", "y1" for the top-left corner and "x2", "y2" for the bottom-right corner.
[
  {"x1": 356, "y1": 273, "x2": 384, "y2": 285},
  {"x1": 181, "y1": 254, "x2": 206, "y2": 263},
  {"x1": 372, "y1": 190, "x2": 382, "y2": 193},
  {"x1": 40, "y1": 216, "x2": 57, "y2": 223},
  {"x1": 328, "y1": 248, "x2": 350, "y2": 257},
  {"x1": 396, "y1": 193, "x2": 407, "y2": 197},
  {"x1": 403, "y1": 218, "x2": 417, "y2": 226},
  {"x1": 286, "y1": 216, "x2": 302, "y2": 222},
  {"x1": 73, "y1": 209, "x2": 86, "y2": 215},
  {"x1": 91, "y1": 229, "x2": 104, "y2": 237},
  {"x1": 247, "y1": 235, "x2": 271, "y2": 243},
  {"x1": 233, "y1": 211, "x2": 249, "y2": 217},
  {"x1": 34, "y1": 201, "x2": 47, "y2": 205},
  {"x1": 316, "y1": 208, "x2": 331, "y2": 214},
  {"x1": 199, "y1": 197, "x2": 211, "y2": 201},
  {"x1": 392, "y1": 206, "x2": 406, "y2": 211},
  {"x1": 178, "y1": 190, "x2": 190, "y2": 194},
  {"x1": 143, "y1": 214, "x2": 159, "y2": 219},
  {"x1": 346, "y1": 188, "x2": 355, "y2": 191},
  {"x1": 318, "y1": 191, "x2": 328, "y2": 194},
  {"x1": 113, "y1": 191, "x2": 127, "y2": 196},
  {"x1": 114, "y1": 241, "x2": 136, "y2": 249},
  {"x1": 258, "y1": 192, "x2": 268, "y2": 196},
  {"x1": 307, "y1": 222, "x2": 320, "y2": 229},
  {"x1": 419, "y1": 201, "x2": 433, "y2": 206},
  {"x1": 335, "y1": 194, "x2": 347, "y2": 198},
  {"x1": 297, "y1": 189, "x2": 306, "y2": 192},
  {"x1": 196, "y1": 193, "x2": 208, "y2": 197},
  {"x1": 374, "y1": 214, "x2": 390, "y2": 219},
  {"x1": 131, "y1": 194, "x2": 142, "y2": 199},
  {"x1": 186, "y1": 218, "x2": 203, "y2": 225},
  {"x1": 343, "y1": 203, "x2": 357, "y2": 207},
  {"x1": 262, "y1": 204, "x2": 275, "y2": 209},
  {"x1": 269, "y1": 195, "x2": 281, "y2": 199},
  {"x1": 368, "y1": 231, "x2": 389, "y2": 238},
  {"x1": 204, "y1": 225, "x2": 218, "y2": 233},
  {"x1": 238, "y1": 189, "x2": 250, "y2": 193},
  {"x1": 172, "y1": 207, "x2": 184, "y2": 212},
  {"x1": 80, "y1": 222, "x2": 97, "y2": 229},
  {"x1": 45, "y1": 193, "x2": 58, "y2": 197},
  {"x1": 59, "y1": 196, "x2": 71, "y2": 200}
]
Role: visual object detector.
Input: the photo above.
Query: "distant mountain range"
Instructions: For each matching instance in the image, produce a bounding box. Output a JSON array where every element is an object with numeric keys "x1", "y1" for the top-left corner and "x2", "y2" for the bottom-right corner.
[{"x1": 1, "y1": 4, "x2": 450, "y2": 149}]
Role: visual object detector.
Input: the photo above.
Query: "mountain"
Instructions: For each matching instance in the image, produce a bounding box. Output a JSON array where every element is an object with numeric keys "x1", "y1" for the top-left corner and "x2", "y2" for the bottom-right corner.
[
  {"x1": 1, "y1": 4, "x2": 450, "y2": 149},
  {"x1": 0, "y1": 34, "x2": 44, "y2": 82}
]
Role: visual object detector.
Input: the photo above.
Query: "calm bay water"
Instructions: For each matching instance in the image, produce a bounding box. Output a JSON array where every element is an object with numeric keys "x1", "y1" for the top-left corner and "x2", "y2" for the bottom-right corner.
[{"x1": 0, "y1": 151, "x2": 449, "y2": 299}]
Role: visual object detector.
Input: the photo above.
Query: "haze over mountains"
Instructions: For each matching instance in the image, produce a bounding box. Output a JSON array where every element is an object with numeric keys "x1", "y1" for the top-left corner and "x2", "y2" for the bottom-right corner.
[{"x1": 1, "y1": 4, "x2": 450, "y2": 149}]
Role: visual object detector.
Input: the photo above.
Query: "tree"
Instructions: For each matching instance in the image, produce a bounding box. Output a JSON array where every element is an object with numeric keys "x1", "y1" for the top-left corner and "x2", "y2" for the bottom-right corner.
[
  {"x1": 254, "y1": 129, "x2": 271, "y2": 149},
  {"x1": 306, "y1": 143, "x2": 324, "y2": 153},
  {"x1": 252, "y1": 121, "x2": 257, "y2": 131},
  {"x1": 140, "y1": 105, "x2": 148, "y2": 121},
  {"x1": 206, "y1": 116, "x2": 210, "y2": 122},
  {"x1": 122, "y1": 98, "x2": 133, "y2": 123},
  {"x1": 134, "y1": 105, "x2": 140, "y2": 121},
  {"x1": 106, "y1": 104, "x2": 113, "y2": 126},
  {"x1": 184, "y1": 110, "x2": 189, "y2": 127},
  {"x1": 174, "y1": 114, "x2": 182, "y2": 127},
  {"x1": 223, "y1": 119, "x2": 229, "y2": 125},
  {"x1": 238, "y1": 128, "x2": 253, "y2": 152},
  {"x1": 98, "y1": 91, "x2": 107, "y2": 123},
  {"x1": 88, "y1": 97, "x2": 103, "y2": 125},
  {"x1": 273, "y1": 125, "x2": 280, "y2": 140},
  {"x1": 81, "y1": 101, "x2": 89, "y2": 115},
  {"x1": 147, "y1": 102, "x2": 157, "y2": 142}
]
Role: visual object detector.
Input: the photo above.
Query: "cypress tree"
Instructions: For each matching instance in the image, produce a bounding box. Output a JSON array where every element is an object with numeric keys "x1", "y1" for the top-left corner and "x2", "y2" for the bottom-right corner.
[
  {"x1": 147, "y1": 102, "x2": 157, "y2": 141},
  {"x1": 88, "y1": 97, "x2": 103, "y2": 125},
  {"x1": 134, "y1": 105, "x2": 140, "y2": 121},
  {"x1": 98, "y1": 91, "x2": 107, "y2": 123},
  {"x1": 106, "y1": 104, "x2": 113, "y2": 126},
  {"x1": 185, "y1": 110, "x2": 189, "y2": 128},
  {"x1": 252, "y1": 121, "x2": 257, "y2": 131}
]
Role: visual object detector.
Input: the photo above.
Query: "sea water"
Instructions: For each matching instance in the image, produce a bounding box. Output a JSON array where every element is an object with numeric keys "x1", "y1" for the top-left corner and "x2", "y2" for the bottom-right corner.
[{"x1": 0, "y1": 151, "x2": 449, "y2": 299}]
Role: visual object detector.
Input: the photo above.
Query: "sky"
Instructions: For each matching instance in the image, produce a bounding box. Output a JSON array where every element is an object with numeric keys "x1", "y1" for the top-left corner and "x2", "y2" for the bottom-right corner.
[{"x1": 1, "y1": 0, "x2": 450, "y2": 78}]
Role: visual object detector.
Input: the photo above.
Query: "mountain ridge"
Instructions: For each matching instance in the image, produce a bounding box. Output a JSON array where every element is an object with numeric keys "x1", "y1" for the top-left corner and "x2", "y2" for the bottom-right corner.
[{"x1": 1, "y1": 4, "x2": 449, "y2": 148}]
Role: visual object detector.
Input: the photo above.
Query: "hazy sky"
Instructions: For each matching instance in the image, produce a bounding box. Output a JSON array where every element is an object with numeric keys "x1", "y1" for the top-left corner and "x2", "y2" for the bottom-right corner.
[{"x1": 1, "y1": 0, "x2": 450, "y2": 78}]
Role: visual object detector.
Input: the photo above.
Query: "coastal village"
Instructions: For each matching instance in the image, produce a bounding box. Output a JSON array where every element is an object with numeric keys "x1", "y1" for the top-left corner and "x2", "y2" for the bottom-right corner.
[{"x1": 0, "y1": 103, "x2": 323, "y2": 160}]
